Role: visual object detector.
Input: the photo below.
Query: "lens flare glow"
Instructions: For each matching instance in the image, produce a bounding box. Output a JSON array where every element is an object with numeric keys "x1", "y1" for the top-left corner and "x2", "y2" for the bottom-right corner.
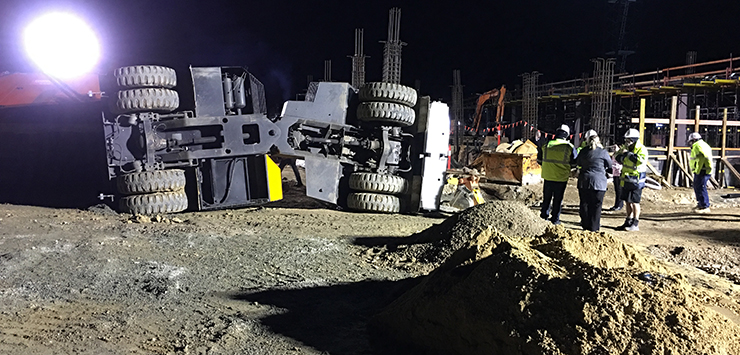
[{"x1": 23, "y1": 12, "x2": 100, "y2": 79}]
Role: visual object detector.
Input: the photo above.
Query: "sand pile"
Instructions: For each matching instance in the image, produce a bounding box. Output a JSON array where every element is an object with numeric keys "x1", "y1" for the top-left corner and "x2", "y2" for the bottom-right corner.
[
  {"x1": 365, "y1": 202, "x2": 547, "y2": 273},
  {"x1": 371, "y1": 206, "x2": 740, "y2": 355}
]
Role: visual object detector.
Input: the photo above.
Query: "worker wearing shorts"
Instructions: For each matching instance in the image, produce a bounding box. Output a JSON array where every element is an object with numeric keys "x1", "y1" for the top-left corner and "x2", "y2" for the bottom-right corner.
[{"x1": 615, "y1": 128, "x2": 647, "y2": 232}]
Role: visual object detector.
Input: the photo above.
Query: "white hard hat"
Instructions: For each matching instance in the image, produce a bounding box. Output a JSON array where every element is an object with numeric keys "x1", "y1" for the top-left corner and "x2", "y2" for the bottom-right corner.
[
  {"x1": 688, "y1": 132, "x2": 702, "y2": 142},
  {"x1": 624, "y1": 128, "x2": 639, "y2": 140},
  {"x1": 583, "y1": 129, "x2": 598, "y2": 140},
  {"x1": 557, "y1": 124, "x2": 570, "y2": 135}
]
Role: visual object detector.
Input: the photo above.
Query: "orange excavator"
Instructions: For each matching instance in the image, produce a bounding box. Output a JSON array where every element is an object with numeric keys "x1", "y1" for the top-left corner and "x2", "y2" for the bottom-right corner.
[{"x1": 471, "y1": 85, "x2": 506, "y2": 139}]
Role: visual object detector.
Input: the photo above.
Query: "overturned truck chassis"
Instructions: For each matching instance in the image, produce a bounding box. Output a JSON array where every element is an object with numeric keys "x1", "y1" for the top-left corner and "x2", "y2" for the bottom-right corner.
[{"x1": 103, "y1": 66, "x2": 448, "y2": 215}]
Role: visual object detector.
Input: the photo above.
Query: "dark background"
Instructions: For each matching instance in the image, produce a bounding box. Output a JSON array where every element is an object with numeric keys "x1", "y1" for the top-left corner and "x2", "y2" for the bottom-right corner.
[
  {"x1": 2, "y1": 0, "x2": 740, "y2": 112},
  {"x1": 1, "y1": 0, "x2": 740, "y2": 208}
]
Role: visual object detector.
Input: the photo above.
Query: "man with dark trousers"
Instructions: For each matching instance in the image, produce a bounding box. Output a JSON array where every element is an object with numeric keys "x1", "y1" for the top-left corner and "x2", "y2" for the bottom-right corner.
[
  {"x1": 576, "y1": 130, "x2": 612, "y2": 231},
  {"x1": 688, "y1": 132, "x2": 713, "y2": 213},
  {"x1": 537, "y1": 124, "x2": 576, "y2": 225}
]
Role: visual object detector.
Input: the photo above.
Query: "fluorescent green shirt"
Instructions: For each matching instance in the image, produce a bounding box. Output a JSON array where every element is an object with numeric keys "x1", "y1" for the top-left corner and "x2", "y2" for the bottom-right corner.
[{"x1": 690, "y1": 140, "x2": 712, "y2": 174}]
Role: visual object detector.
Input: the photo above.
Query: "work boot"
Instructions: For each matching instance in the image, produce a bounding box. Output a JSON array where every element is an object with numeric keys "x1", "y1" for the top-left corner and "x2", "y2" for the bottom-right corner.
[
  {"x1": 625, "y1": 219, "x2": 640, "y2": 231},
  {"x1": 695, "y1": 207, "x2": 711, "y2": 214},
  {"x1": 616, "y1": 218, "x2": 633, "y2": 231}
]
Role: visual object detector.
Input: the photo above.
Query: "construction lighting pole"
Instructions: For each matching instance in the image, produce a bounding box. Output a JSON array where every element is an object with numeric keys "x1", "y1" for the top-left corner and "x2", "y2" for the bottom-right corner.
[
  {"x1": 349, "y1": 28, "x2": 367, "y2": 88},
  {"x1": 381, "y1": 7, "x2": 405, "y2": 84}
]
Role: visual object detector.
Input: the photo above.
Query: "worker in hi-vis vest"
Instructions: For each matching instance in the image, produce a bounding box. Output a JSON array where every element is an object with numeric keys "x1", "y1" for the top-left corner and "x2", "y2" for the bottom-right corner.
[
  {"x1": 615, "y1": 128, "x2": 647, "y2": 232},
  {"x1": 688, "y1": 132, "x2": 713, "y2": 213},
  {"x1": 537, "y1": 124, "x2": 576, "y2": 225}
]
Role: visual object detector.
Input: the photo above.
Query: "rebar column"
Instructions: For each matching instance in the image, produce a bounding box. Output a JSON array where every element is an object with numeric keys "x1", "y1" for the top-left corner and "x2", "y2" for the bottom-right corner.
[
  {"x1": 452, "y1": 70, "x2": 464, "y2": 158},
  {"x1": 349, "y1": 28, "x2": 367, "y2": 88},
  {"x1": 323, "y1": 60, "x2": 332, "y2": 82},
  {"x1": 686, "y1": 51, "x2": 697, "y2": 75},
  {"x1": 521, "y1": 71, "x2": 540, "y2": 140},
  {"x1": 381, "y1": 8, "x2": 406, "y2": 84},
  {"x1": 590, "y1": 58, "x2": 616, "y2": 143}
]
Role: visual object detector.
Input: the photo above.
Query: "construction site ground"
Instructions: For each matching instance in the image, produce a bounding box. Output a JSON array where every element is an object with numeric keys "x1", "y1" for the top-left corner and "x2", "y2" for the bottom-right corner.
[{"x1": 1, "y1": 167, "x2": 739, "y2": 354}]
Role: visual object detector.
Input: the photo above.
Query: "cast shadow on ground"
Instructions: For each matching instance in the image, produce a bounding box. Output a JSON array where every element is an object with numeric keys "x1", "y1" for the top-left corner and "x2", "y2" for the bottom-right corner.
[
  {"x1": 682, "y1": 228, "x2": 740, "y2": 244},
  {"x1": 352, "y1": 235, "x2": 433, "y2": 249},
  {"x1": 263, "y1": 184, "x2": 339, "y2": 210},
  {"x1": 637, "y1": 212, "x2": 740, "y2": 223},
  {"x1": 228, "y1": 277, "x2": 425, "y2": 355}
]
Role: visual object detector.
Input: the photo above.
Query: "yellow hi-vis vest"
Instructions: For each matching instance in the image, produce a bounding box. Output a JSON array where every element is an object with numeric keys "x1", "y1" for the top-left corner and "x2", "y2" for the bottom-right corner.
[
  {"x1": 540, "y1": 138, "x2": 574, "y2": 182},
  {"x1": 620, "y1": 140, "x2": 647, "y2": 184},
  {"x1": 690, "y1": 139, "x2": 713, "y2": 174}
]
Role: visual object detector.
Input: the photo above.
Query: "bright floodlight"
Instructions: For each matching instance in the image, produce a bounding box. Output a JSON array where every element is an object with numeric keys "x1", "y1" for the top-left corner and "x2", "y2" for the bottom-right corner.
[{"x1": 23, "y1": 12, "x2": 100, "y2": 79}]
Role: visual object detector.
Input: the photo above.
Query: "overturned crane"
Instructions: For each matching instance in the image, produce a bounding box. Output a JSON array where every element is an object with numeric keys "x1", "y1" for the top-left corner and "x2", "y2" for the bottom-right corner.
[{"x1": 103, "y1": 65, "x2": 449, "y2": 215}]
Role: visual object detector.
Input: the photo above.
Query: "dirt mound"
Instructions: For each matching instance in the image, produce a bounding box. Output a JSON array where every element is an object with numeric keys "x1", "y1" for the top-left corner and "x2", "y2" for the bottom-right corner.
[
  {"x1": 363, "y1": 202, "x2": 547, "y2": 273},
  {"x1": 479, "y1": 182, "x2": 541, "y2": 205},
  {"x1": 371, "y1": 225, "x2": 740, "y2": 355}
]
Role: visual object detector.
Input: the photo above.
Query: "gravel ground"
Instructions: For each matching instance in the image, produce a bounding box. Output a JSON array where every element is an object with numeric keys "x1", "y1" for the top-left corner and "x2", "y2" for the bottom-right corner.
[{"x1": 1, "y1": 172, "x2": 739, "y2": 354}]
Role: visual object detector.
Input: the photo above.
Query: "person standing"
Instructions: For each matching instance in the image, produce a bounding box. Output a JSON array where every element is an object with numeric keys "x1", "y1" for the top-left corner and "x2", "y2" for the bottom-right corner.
[
  {"x1": 616, "y1": 128, "x2": 647, "y2": 232},
  {"x1": 576, "y1": 130, "x2": 612, "y2": 231},
  {"x1": 688, "y1": 132, "x2": 713, "y2": 213},
  {"x1": 605, "y1": 145, "x2": 624, "y2": 211},
  {"x1": 537, "y1": 124, "x2": 576, "y2": 225}
]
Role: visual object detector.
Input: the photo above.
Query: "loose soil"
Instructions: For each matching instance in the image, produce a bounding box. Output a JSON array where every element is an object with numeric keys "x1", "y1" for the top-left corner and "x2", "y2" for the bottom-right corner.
[{"x1": 1, "y1": 168, "x2": 740, "y2": 354}]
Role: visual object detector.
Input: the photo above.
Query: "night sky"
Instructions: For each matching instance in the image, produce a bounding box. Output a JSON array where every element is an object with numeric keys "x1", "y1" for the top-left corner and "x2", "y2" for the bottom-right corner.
[{"x1": 2, "y1": 0, "x2": 740, "y2": 113}]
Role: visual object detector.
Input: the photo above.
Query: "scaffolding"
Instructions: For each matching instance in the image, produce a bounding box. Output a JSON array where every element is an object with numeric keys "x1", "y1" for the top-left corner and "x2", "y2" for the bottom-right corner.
[
  {"x1": 488, "y1": 56, "x2": 739, "y2": 149},
  {"x1": 381, "y1": 7, "x2": 405, "y2": 84}
]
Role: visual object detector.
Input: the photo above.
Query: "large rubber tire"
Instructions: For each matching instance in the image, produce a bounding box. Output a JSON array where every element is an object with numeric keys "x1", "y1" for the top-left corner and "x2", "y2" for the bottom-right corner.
[
  {"x1": 357, "y1": 102, "x2": 415, "y2": 127},
  {"x1": 349, "y1": 172, "x2": 407, "y2": 195},
  {"x1": 113, "y1": 88, "x2": 179, "y2": 114},
  {"x1": 119, "y1": 190, "x2": 188, "y2": 215},
  {"x1": 359, "y1": 82, "x2": 418, "y2": 107},
  {"x1": 114, "y1": 65, "x2": 177, "y2": 89},
  {"x1": 347, "y1": 193, "x2": 401, "y2": 214},
  {"x1": 117, "y1": 169, "x2": 186, "y2": 195}
]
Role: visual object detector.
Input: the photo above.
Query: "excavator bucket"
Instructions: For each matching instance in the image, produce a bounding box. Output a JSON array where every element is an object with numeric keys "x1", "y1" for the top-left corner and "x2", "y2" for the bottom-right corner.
[{"x1": 470, "y1": 140, "x2": 541, "y2": 185}]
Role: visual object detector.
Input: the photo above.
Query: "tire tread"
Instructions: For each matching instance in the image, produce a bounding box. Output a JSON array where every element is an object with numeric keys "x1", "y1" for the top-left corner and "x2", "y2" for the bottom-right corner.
[
  {"x1": 114, "y1": 65, "x2": 177, "y2": 88},
  {"x1": 347, "y1": 192, "x2": 401, "y2": 213},
  {"x1": 359, "y1": 82, "x2": 418, "y2": 107},
  {"x1": 119, "y1": 190, "x2": 188, "y2": 215},
  {"x1": 117, "y1": 169, "x2": 186, "y2": 195},
  {"x1": 357, "y1": 102, "x2": 415, "y2": 126},
  {"x1": 114, "y1": 88, "x2": 179, "y2": 113},
  {"x1": 349, "y1": 173, "x2": 407, "y2": 195}
]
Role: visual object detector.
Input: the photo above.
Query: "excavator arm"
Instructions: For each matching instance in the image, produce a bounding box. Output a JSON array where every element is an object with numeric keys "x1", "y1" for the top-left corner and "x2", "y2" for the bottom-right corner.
[{"x1": 472, "y1": 85, "x2": 506, "y2": 133}]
